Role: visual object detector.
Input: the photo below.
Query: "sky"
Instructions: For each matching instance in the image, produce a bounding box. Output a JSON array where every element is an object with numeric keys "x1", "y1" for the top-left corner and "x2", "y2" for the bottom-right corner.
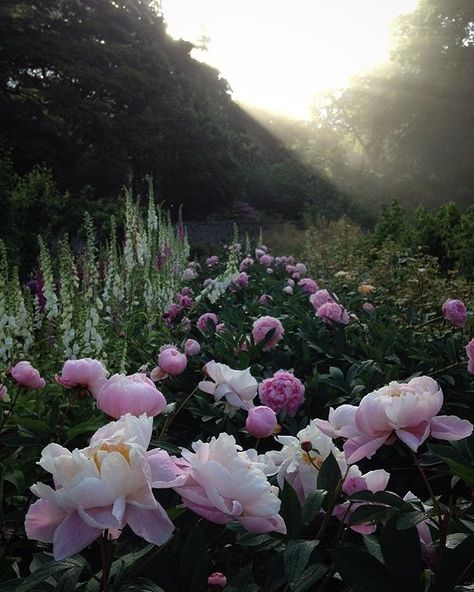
[{"x1": 161, "y1": 0, "x2": 418, "y2": 120}]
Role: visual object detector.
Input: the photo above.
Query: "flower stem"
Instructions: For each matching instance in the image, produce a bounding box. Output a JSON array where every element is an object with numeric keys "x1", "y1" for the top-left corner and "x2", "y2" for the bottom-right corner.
[{"x1": 100, "y1": 531, "x2": 111, "y2": 592}]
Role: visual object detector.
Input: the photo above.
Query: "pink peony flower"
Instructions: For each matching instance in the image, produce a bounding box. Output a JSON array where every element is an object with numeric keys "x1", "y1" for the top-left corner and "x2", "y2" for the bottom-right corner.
[
  {"x1": 158, "y1": 347, "x2": 187, "y2": 376},
  {"x1": 362, "y1": 302, "x2": 375, "y2": 314},
  {"x1": 333, "y1": 466, "x2": 391, "y2": 534},
  {"x1": 266, "y1": 268, "x2": 274, "y2": 275},
  {"x1": 56, "y1": 358, "x2": 109, "y2": 398},
  {"x1": 255, "y1": 248, "x2": 265, "y2": 259},
  {"x1": 183, "y1": 268, "x2": 197, "y2": 282},
  {"x1": 285, "y1": 265, "x2": 297, "y2": 275},
  {"x1": 197, "y1": 312, "x2": 219, "y2": 333},
  {"x1": 299, "y1": 278, "x2": 318, "y2": 294},
  {"x1": 309, "y1": 289, "x2": 335, "y2": 311},
  {"x1": 466, "y1": 338, "x2": 474, "y2": 374},
  {"x1": 313, "y1": 405, "x2": 359, "y2": 439},
  {"x1": 258, "y1": 294, "x2": 273, "y2": 306},
  {"x1": 240, "y1": 257, "x2": 254, "y2": 271},
  {"x1": 172, "y1": 433, "x2": 286, "y2": 534},
  {"x1": 199, "y1": 361, "x2": 258, "y2": 410},
  {"x1": 342, "y1": 376, "x2": 473, "y2": 464},
  {"x1": 10, "y1": 361, "x2": 45, "y2": 389},
  {"x1": 208, "y1": 573, "x2": 227, "y2": 588},
  {"x1": 295, "y1": 263, "x2": 307, "y2": 274},
  {"x1": 96, "y1": 373, "x2": 167, "y2": 419},
  {"x1": 246, "y1": 406, "x2": 278, "y2": 438},
  {"x1": 25, "y1": 414, "x2": 185, "y2": 560},
  {"x1": 203, "y1": 278, "x2": 214, "y2": 289},
  {"x1": 164, "y1": 303, "x2": 182, "y2": 323},
  {"x1": 287, "y1": 279, "x2": 295, "y2": 287},
  {"x1": 316, "y1": 302, "x2": 350, "y2": 325},
  {"x1": 0, "y1": 384, "x2": 7, "y2": 400},
  {"x1": 283, "y1": 286, "x2": 293, "y2": 295},
  {"x1": 206, "y1": 255, "x2": 219, "y2": 267},
  {"x1": 259, "y1": 370, "x2": 305, "y2": 416},
  {"x1": 259, "y1": 254, "x2": 274, "y2": 267},
  {"x1": 177, "y1": 294, "x2": 193, "y2": 309},
  {"x1": 184, "y1": 338, "x2": 201, "y2": 357},
  {"x1": 252, "y1": 316, "x2": 284, "y2": 351},
  {"x1": 235, "y1": 271, "x2": 249, "y2": 288},
  {"x1": 442, "y1": 298, "x2": 467, "y2": 327},
  {"x1": 264, "y1": 421, "x2": 347, "y2": 503}
]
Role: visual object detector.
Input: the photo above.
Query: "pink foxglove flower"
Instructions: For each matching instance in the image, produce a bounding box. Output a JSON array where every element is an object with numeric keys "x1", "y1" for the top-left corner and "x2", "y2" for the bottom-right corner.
[
  {"x1": 252, "y1": 316, "x2": 284, "y2": 351},
  {"x1": 199, "y1": 361, "x2": 257, "y2": 410},
  {"x1": 259, "y1": 370, "x2": 305, "y2": 416},
  {"x1": 96, "y1": 373, "x2": 167, "y2": 418},
  {"x1": 25, "y1": 414, "x2": 185, "y2": 560},
  {"x1": 173, "y1": 433, "x2": 286, "y2": 534},
  {"x1": 56, "y1": 358, "x2": 108, "y2": 398},
  {"x1": 10, "y1": 361, "x2": 45, "y2": 389}
]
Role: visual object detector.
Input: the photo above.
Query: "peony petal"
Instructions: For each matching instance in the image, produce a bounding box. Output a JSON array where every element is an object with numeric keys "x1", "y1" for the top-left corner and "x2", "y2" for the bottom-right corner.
[
  {"x1": 53, "y1": 511, "x2": 101, "y2": 560},
  {"x1": 430, "y1": 415, "x2": 473, "y2": 441},
  {"x1": 125, "y1": 504, "x2": 174, "y2": 545},
  {"x1": 344, "y1": 434, "x2": 389, "y2": 464},
  {"x1": 25, "y1": 499, "x2": 66, "y2": 543},
  {"x1": 239, "y1": 514, "x2": 287, "y2": 534},
  {"x1": 395, "y1": 422, "x2": 430, "y2": 451}
]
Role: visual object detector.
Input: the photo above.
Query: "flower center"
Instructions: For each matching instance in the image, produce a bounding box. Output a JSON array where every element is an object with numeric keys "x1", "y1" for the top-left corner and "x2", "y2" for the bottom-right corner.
[
  {"x1": 93, "y1": 442, "x2": 130, "y2": 470},
  {"x1": 302, "y1": 451, "x2": 324, "y2": 469}
]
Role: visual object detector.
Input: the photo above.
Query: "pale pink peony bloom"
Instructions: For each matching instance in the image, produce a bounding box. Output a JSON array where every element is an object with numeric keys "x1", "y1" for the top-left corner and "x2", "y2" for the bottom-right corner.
[
  {"x1": 255, "y1": 248, "x2": 266, "y2": 258},
  {"x1": 309, "y1": 289, "x2": 335, "y2": 311},
  {"x1": 285, "y1": 264, "x2": 297, "y2": 275},
  {"x1": 206, "y1": 255, "x2": 219, "y2": 267},
  {"x1": 240, "y1": 257, "x2": 254, "y2": 271},
  {"x1": 10, "y1": 361, "x2": 45, "y2": 389},
  {"x1": 343, "y1": 376, "x2": 473, "y2": 464},
  {"x1": 266, "y1": 267, "x2": 274, "y2": 275},
  {"x1": 252, "y1": 316, "x2": 284, "y2": 351},
  {"x1": 264, "y1": 421, "x2": 347, "y2": 503},
  {"x1": 184, "y1": 338, "x2": 201, "y2": 357},
  {"x1": 466, "y1": 338, "x2": 474, "y2": 374},
  {"x1": 96, "y1": 373, "x2": 167, "y2": 418},
  {"x1": 333, "y1": 466, "x2": 391, "y2": 534},
  {"x1": 56, "y1": 358, "x2": 109, "y2": 398},
  {"x1": 442, "y1": 298, "x2": 467, "y2": 327},
  {"x1": 172, "y1": 433, "x2": 286, "y2": 534},
  {"x1": 246, "y1": 406, "x2": 278, "y2": 438},
  {"x1": 235, "y1": 271, "x2": 249, "y2": 288},
  {"x1": 199, "y1": 361, "x2": 258, "y2": 410},
  {"x1": 158, "y1": 347, "x2": 187, "y2": 376},
  {"x1": 258, "y1": 294, "x2": 273, "y2": 306},
  {"x1": 25, "y1": 414, "x2": 185, "y2": 560},
  {"x1": 362, "y1": 302, "x2": 375, "y2": 314},
  {"x1": 197, "y1": 312, "x2": 219, "y2": 333},
  {"x1": 208, "y1": 573, "x2": 227, "y2": 588},
  {"x1": 203, "y1": 278, "x2": 214, "y2": 289},
  {"x1": 295, "y1": 263, "x2": 307, "y2": 274},
  {"x1": 299, "y1": 278, "x2": 318, "y2": 294},
  {"x1": 287, "y1": 279, "x2": 295, "y2": 287},
  {"x1": 259, "y1": 370, "x2": 305, "y2": 416},
  {"x1": 183, "y1": 268, "x2": 198, "y2": 281},
  {"x1": 316, "y1": 302, "x2": 350, "y2": 325},
  {"x1": 313, "y1": 405, "x2": 359, "y2": 439},
  {"x1": 283, "y1": 286, "x2": 293, "y2": 295},
  {"x1": 216, "y1": 323, "x2": 225, "y2": 332},
  {"x1": 0, "y1": 384, "x2": 7, "y2": 400},
  {"x1": 403, "y1": 492, "x2": 437, "y2": 563},
  {"x1": 259, "y1": 254, "x2": 274, "y2": 267}
]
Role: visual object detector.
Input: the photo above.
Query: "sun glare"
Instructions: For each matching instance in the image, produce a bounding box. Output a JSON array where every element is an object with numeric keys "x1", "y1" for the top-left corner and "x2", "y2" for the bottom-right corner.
[{"x1": 161, "y1": 0, "x2": 418, "y2": 120}]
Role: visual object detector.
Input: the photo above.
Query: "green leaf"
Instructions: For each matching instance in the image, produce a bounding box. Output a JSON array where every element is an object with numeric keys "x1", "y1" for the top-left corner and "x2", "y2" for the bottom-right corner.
[
  {"x1": 434, "y1": 533, "x2": 474, "y2": 591},
  {"x1": 428, "y1": 444, "x2": 474, "y2": 488},
  {"x1": 332, "y1": 546, "x2": 395, "y2": 592},
  {"x1": 381, "y1": 516, "x2": 422, "y2": 592},
  {"x1": 15, "y1": 559, "x2": 81, "y2": 592},
  {"x1": 118, "y1": 579, "x2": 165, "y2": 592},
  {"x1": 280, "y1": 481, "x2": 303, "y2": 539},
  {"x1": 317, "y1": 453, "x2": 342, "y2": 493},
  {"x1": 348, "y1": 504, "x2": 393, "y2": 526},
  {"x1": 56, "y1": 565, "x2": 84, "y2": 592},
  {"x1": 13, "y1": 417, "x2": 52, "y2": 434},
  {"x1": 363, "y1": 535, "x2": 384, "y2": 563},
  {"x1": 65, "y1": 418, "x2": 104, "y2": 443},
  {"x1": 292, "y1": 563, "x2": 327, "y2": 592},
  {"x1": 302, "y1": 490, "x2": 326, "y2": 526},
  {"x1": 284, "y1": 540, "x2": 318, "y2": 583},
  {"x1": 263, "y1": 551, "x2": 287, "y2": 592},
  {"x1": 226, "y1": 564, "x2": 254, "y2": 592},
  {"x1": 179, "y1": 523, "x2": 208, "y2": 592},
  {"x1": 396, "y1": 511, "x2": 429, "y2": 530}
]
